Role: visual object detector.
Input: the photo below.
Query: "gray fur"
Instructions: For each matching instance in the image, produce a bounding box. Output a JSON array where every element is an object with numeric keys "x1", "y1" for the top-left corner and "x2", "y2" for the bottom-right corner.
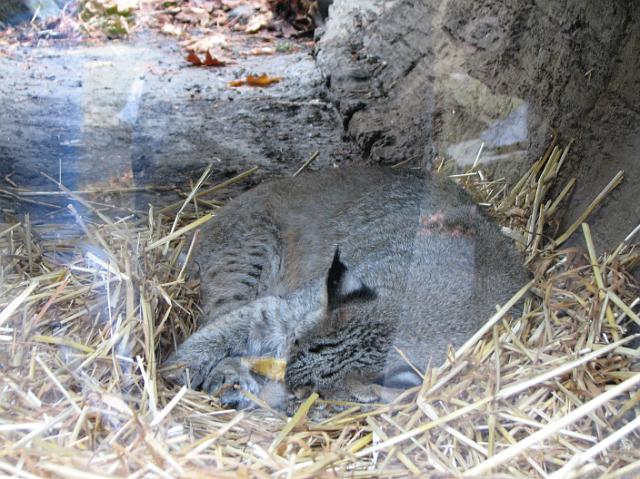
[{"x1": 162, "y1": 167, "x2": 528, "y2": 408}]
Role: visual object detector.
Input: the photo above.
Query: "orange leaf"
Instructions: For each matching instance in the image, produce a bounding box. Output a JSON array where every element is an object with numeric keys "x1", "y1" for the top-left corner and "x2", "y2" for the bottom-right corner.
[
  {"x1": 228, "y1": 79, "x2": 246, "y2": 87},
  {"x1": 246, "y1": 73, "x2": 282, "y2": 86},
  {"x1": 186, "y1": 51, "x2": 202, "y2": 66},
  {"x1": 204, "y1": 51, "x2": 225, "y2": 67}
]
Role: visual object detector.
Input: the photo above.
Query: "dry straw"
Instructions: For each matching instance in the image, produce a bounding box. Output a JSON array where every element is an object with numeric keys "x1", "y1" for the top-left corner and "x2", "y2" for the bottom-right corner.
[{"x1": 1, "y1": 137, "x2": 639, "y2": 477}]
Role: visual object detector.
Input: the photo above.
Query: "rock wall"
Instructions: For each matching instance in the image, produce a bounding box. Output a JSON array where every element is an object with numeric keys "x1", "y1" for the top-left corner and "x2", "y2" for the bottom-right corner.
[{"x1": 316, "y1": 0, "x2": 640, "y2": 251}]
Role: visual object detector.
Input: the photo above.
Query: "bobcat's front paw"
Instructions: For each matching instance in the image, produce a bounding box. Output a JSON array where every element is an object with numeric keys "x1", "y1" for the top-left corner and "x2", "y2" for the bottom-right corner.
[
  {"x1": 162, "y1": 348, "x2": 259, "y2": 409},
  {"x1": 203, "y1": 358, "x2": 260, "y2": 409},
  {"x1": 161, "y1": 346, "x2": 218, "y2": 390}
]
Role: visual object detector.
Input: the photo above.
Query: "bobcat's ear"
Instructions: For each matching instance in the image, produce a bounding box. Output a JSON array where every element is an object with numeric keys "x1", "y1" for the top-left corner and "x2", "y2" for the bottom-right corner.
[{"x1": 326, "y1": 247, "x2": 376, "y2": 309}]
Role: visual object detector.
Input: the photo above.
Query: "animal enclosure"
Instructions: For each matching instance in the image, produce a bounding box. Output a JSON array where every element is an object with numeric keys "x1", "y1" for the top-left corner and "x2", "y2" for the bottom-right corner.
[{"x1": 1, "y1": 1, "x2": 639, "y2": 478}]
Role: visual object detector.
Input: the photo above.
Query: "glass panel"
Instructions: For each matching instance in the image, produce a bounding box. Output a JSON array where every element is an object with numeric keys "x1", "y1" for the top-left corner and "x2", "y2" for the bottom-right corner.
[{"x1": 1, "y1": 1, "x2": 638, "y2": 476}]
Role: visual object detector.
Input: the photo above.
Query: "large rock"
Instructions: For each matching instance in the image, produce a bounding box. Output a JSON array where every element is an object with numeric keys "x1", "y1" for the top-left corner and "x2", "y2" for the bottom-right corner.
[{"x1": 316, "y1": 0, "x2": 640, "y2": 251}]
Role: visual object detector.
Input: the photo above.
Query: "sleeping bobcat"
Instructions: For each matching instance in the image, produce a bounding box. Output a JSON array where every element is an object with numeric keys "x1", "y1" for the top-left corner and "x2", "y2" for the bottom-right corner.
[{"x1": 162, "y1": 167, "x2": 528, "y2": 408}]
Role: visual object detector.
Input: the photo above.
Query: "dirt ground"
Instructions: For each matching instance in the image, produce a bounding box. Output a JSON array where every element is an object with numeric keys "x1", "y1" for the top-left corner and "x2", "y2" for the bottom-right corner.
[{"x1": 0, "y1": 15, "x2": 358, "y2": 218}]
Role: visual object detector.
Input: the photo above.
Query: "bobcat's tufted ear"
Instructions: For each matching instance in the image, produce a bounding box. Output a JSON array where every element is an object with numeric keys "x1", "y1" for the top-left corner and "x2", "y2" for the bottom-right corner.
[{"x1": 326, "y1": 247, "x2": 376, "y2": 309}]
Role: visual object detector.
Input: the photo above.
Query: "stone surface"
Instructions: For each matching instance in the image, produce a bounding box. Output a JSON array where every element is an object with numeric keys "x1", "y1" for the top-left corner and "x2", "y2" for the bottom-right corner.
[
  {"x1": 0, "y1": 33, "x2": 357, "y2": 217},
  {"x1": 316, "y1": 0, "x2": 640, "y2": 251}
]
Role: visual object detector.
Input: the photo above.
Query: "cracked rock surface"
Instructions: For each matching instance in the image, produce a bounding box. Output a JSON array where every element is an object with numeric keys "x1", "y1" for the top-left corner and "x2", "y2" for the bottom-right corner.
[{"x1": 316, "y1": 0, "x2": 640, "y2": 251}]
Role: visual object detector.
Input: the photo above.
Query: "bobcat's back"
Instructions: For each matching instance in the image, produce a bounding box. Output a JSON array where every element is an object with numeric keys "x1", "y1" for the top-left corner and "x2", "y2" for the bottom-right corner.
[{"x1": 194, "y1": 167, "x2": 528, "y2": 387}]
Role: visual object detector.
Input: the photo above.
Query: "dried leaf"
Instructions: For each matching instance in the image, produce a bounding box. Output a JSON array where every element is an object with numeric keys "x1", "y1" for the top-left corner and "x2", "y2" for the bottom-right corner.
[
  {"x1": 246, "y1": 73, "x2": 282, "y2": 86},
  {"x1": 246, "y1": 12, "x2": 273, "y2": 34},
  {"x1": 186, "y1": 51, "x2": 202, "y2": 66},
  {"x1": 229, "y1": 74, "x2": 283, "y2": 88},
  {"x1": 203, "y1": 51, "x2": 225, "y2": 67},
  {"x1": 175, "y1": 7, "x2": 210, "y2": 25},
  {"x1": 193, "y1": 0, "x2": 219, "y2": 13},
  {"x1": 181, "y1": 34, "x2": 227, "y2": 53},
  {"x1": 161, "y1": 24, "x2": 183, "y2": 37}
]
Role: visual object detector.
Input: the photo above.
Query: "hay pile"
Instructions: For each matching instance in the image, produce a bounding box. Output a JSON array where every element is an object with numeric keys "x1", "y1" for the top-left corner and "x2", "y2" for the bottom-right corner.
[{"x1": 1, "y1": 140, "x2": 639, "y2": 478}]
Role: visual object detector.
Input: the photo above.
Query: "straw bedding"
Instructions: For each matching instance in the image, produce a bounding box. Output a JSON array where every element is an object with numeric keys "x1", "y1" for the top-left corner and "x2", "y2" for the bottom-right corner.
[{"x1": 1, "y1": 139, "x2": 639, "y2": 478}]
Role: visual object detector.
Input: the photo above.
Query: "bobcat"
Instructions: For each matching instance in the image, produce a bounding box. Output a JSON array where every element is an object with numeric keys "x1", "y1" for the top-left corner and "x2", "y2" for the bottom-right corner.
[{"x1": 162, "y1": 167, "x2": 528, "y2": 408}]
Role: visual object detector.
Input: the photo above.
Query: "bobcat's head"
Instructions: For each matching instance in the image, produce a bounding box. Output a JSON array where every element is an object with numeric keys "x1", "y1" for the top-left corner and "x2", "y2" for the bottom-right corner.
[{"x1": 285, "y1": 248, "x2": 389, "y2": 398}]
